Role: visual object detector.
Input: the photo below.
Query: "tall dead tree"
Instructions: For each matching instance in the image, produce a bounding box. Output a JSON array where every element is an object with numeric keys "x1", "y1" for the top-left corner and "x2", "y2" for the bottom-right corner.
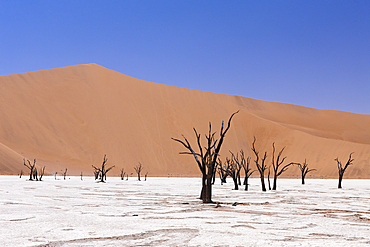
[
  {"x1": 251, "y1": 137, "x2": 268, "y2": 192},
  {"x1": 295, "y1": 159, "x2": 316, "y2": 184},
  {"x1": 172, "y1": 111, "x2": 238, "y2": 203},
  {"x1": 134, "y1": 163, "x2": 143, "y2": 181},
  {"x1": 271, "y1": 143, "x2": 293, "y2": 190},
  {"x1": 23, "y1": 158, "x2": 36, "y2": 181},
  {"x1": 239, "y1": 151, "x2": 254, "y2": 191},
  {"x1": 335, "y1": 153, "x2": 354, "y2": 189},
  {"x1": 92, "y1": 154, "x2": 115, "y2": 183}
]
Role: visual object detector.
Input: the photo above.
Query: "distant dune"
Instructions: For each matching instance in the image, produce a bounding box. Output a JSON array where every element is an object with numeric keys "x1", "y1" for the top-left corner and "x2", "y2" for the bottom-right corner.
[{"x1": 1, "y1": 64, "x2": 369, "y2": 178}]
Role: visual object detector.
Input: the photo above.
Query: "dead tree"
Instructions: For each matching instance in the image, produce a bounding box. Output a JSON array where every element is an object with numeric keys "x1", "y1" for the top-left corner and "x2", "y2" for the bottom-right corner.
[
  {"x1": 251, "y1": 137, "x2": 268, "y2": 192},
  {"x1": 145, "y1": 172, "x2": 148, "y2": 181},
  {"x1": 335, "y1": 153, "x2": 354, "y2": 189},
  {"x1": 19, "y1": 170, "x2": 23, "y2": 178},
  {"x1": 134, "y1": 162, "x2": 143, "y2": 181},
  {"x1": 38, "y1": 166, "x2": 45, "y2": 181},
  {"x1": 62, "y1": 168, "x2": 67, "y2": 180},
  {"x1": 120, "y1": 168, "x2": 125, "y2": 180},
  {"x1": 271, "y1": 143, "x2": 293, "y2": 190},
  {"x1": 217, "y1": 158, "x2": 230, "y2": 185},
  {"x1": 295, "y1": 159, "x2": 316, "y2": 184},
  {"x1": 227, "y1": 154, "x2": 242, "y2": 190},
  {"x1": 172, "y1": 111, "x2": 238, "y2": 203},
  {"x1": 239, "y1": 152, "x2": 254, "y2": 191},
  {"x1": 23, "y1": 158, "x2": 36, "y2": 181},
  {"x1": 92, "y1": 154, "x2": 115, "y2": 183},
  {"x1": 80, "y1": 172, "x2": 83, "y2": 181}
]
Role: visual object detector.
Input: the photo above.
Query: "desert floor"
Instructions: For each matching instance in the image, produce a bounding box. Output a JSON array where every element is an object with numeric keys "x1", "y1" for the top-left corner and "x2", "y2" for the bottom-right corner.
[{"x1": 1, "y1": 176, "x2": 370, "y2": 246}]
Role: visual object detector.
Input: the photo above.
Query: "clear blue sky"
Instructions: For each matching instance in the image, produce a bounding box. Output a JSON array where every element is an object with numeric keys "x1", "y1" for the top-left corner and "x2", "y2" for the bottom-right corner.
[{"x1": 1, "y1": 1, "x2": 369, "y2": 114}]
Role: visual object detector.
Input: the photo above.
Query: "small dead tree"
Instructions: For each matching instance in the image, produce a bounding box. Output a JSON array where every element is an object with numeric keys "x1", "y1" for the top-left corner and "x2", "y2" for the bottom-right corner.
[
  {"x1": 271, "y1": 143, "x2": 293, "y2": 190},
  {"x1": 38, "y1": 166, "x2": 45, "y2": 181},
  {"x1": 80, "y1": 172, "x2": 83, "y2": 181},
  {"x1": 172, "y1": 111, "x2": 239, "y2": 203},
  {"x1": 19, "y1": 170, "x2": 23, "y2": 178},
  {"x1": 134, "y1": 163, "x2": 143, "y2": 181},
  {"x1": 335, "y1": 153, "x2": 354, "y2": 189},
  {"x1": 62, "y1": 168, "x2": 67, "y2": 180},
  {"x1": 145, "y1": 172, "x2": 148, "y2": 181},
  {"x1": 240, "y1": 152, "x2": 254, "y2": 191},
  {"x1": 228, "y1": 151, "x2": 243, "y2": 190},
  {"x1": 23, "y1": 158, "x2": 36, "y2": 181},
  {"x1": 295, "y1": 159, "x2": 316, "y2": 184},
  {"x1": 251, "y1": 137, "x2": 268, "y2": 192},
  {"x1": 217, "y1": 158, "x2": 230, "y2": 185},
  {"x1": 120, "y1": 168, "x2": 125, "y2": 180},
  {"x1": 92, "y1": 154, "x2": 115, "y2": 183},
  {"x1": 227, "y1": 157, "x2": 241, "y2": 190}
]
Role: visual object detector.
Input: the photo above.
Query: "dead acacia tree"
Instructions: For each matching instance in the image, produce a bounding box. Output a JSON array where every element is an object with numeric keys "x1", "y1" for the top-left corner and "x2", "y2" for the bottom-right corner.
[
  {"x1": 145, "y1": 172, "x2": 148, "y2": 181},
  {"x1": 172, "y1": 111, "x2": 238, "y2": 203},
  {"x1": 23, "y1": 158, "x2": 36, "y2": 181},
  {"x1": 271, "y1": 143, "x2": 293, "y2": 190},
  {"x1": 38, "y1": 166, "x2": 45, "y2": 181},
  {"x1": 335, "y1": 153, "x2": 354, "y2": 189},
  {"x1": 239, "y1": 151, "x2": 254, "y2": 191},
  {"x1": 92, "y1": 154, "x2": 115, "y2": 183},
  {"x1": 217, "y1": 158, "x2": 229, "y2": 185},
  {"x1": 134, "y1": 162, "x2": 143, "y2": 181},
  {"x1": 295, "y1": 159, "x2": 316, "y2": 184},
  {"x1": 19, "y1": 170, "x2": 23, "y2": 178},
  {"x1": 228, "y1": 151, "x2": 242, "y2": 190},
  {"x1": 120, "y1": 168, "x2": 125, "y2": 180},
  {"x1": 62, "y1": 168, "x2": 67, "y2": 180},
  {"x1": 251, "y1": 137, "x2": 268, "y2": 192}
]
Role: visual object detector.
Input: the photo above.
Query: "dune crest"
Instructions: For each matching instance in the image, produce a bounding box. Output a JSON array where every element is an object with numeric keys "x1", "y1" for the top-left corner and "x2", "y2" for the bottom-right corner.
[{"x1": 1, "y1": 64, "x2": 369, "y2": 178}]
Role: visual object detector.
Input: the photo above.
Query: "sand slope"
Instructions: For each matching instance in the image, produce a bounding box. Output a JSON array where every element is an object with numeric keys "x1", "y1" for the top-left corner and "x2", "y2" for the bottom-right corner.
[{"x1": 0, "y1": 64, "x2": 369, "y2": 178}]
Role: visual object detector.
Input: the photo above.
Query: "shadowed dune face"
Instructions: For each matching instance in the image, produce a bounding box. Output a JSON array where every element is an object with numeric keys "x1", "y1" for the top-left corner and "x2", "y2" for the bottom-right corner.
[{"x1": 0, "y1": 63, "x2": 369, "y2": 177}]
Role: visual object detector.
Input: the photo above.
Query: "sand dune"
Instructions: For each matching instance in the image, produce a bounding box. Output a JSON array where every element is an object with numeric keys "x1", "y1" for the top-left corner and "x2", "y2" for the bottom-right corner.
[{"x1": 0, "y1": 64, "x2": 369, "y2": 178}]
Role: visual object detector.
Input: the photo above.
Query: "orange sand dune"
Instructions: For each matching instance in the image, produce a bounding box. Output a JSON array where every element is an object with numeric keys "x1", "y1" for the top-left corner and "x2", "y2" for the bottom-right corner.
[{"x1": 0, "y1": 64, "x2": 369, "y2": 178}]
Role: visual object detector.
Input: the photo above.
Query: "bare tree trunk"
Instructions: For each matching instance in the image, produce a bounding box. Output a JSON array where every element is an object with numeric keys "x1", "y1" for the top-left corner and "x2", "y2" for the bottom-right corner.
[
  {"x1": 232, "y1": 177, "x2": 239, "y2": 190},
  {"x1": 338, "y1": 174, "x2": 343, "y2": 189},
  {"x1": 260, "y1": 176, "x2": 266, "y2": 192},
  {"x1": 205, "y1": 173, "x2": 213, "y2": 203},
  {"x1": 244, "y1": 177, "x2": 249, "y2": 191}
]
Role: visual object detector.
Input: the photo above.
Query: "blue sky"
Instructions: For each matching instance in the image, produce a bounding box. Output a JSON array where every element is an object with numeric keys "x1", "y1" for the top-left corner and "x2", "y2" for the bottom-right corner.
[{"x1": 1, "y1": 1, "x2": 369, "y2": 114}]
